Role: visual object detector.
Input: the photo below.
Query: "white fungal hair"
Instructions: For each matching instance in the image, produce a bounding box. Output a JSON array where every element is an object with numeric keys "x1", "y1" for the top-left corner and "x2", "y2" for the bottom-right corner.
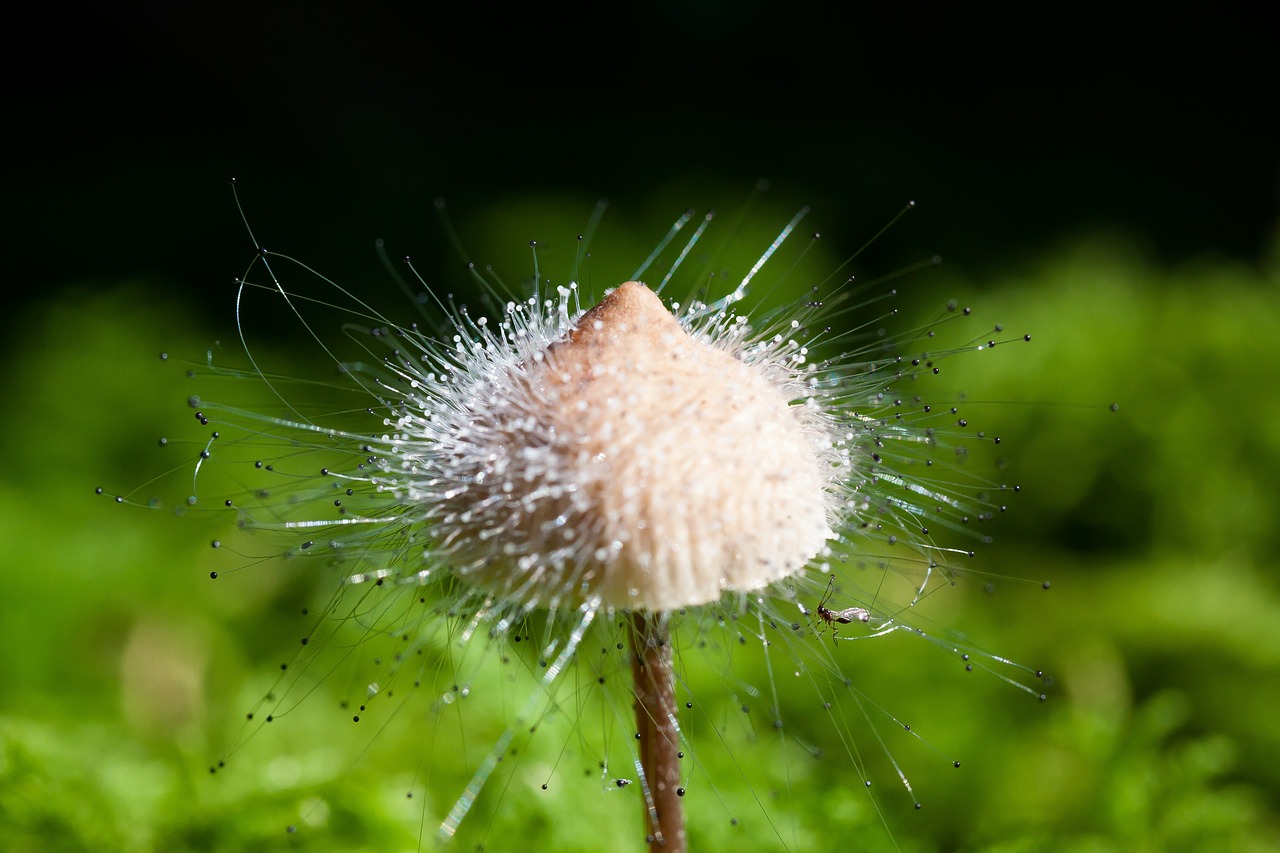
[{"x1": 110, "y1": 196, "x2": 1045, "y2": 847}]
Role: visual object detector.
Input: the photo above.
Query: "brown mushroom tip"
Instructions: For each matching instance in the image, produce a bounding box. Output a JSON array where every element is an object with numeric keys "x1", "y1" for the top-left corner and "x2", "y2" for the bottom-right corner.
[{"x1": 566, "y1": 281, "x2": 680, "y2": 348}]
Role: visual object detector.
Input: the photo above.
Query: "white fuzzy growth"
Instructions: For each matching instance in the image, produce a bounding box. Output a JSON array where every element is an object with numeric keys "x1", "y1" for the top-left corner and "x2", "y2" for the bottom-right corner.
[
  {"x1": 152, "y1": 211, "x2": 1042, "y2": 850},
  {"x1": 214, "y1": 267, "x2": 992, "y2": 620},
  {"x1": 381, "y1": 281, "x2": 839, "y2": 611}
]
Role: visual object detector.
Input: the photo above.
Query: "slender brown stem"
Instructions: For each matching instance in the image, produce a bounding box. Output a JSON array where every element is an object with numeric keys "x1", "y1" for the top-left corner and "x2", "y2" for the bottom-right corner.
[{"x1": 629, "y1": 611, "x2": 685, "y2": 852}]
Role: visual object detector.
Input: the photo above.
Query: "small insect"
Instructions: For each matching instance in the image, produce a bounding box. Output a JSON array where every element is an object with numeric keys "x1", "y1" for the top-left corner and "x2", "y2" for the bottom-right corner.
[{"x1": 813, "y1": 575, "x2": 871, "y2": 643}]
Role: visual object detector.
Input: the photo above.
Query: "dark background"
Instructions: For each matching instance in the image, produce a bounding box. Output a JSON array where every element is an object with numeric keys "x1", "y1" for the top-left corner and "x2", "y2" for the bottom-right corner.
[{"x1": 11, "y1": 2, "x2": 1277, "y2": 321}]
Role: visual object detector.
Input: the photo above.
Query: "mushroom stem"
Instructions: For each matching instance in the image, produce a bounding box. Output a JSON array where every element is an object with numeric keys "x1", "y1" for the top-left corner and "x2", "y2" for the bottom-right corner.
[{"x1": 630, "y1": 611, "x2": 685, "y2": 852}]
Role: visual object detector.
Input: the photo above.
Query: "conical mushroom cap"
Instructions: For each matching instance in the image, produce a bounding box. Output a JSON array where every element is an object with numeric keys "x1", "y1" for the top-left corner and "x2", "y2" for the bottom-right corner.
[{"x1": 447, "y1": 281, "x2": 834, "y2": 611}]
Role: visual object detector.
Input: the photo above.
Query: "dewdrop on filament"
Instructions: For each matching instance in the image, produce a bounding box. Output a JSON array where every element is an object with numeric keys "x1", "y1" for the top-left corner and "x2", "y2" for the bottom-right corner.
[{"x1": 107, "y1": 194, "x2": 1052, "y2": 851}]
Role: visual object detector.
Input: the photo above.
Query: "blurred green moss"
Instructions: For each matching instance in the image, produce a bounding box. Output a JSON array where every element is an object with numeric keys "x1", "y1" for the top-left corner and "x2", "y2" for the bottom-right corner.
[{"x1": 2, "y1": 214, "x2": 1278, "y2": 852}]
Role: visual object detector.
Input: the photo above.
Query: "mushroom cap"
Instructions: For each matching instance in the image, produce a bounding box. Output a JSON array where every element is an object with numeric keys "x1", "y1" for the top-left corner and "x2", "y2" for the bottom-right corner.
[{"x1": 445, "y1": 281, "x2": 834, "y2": 611}]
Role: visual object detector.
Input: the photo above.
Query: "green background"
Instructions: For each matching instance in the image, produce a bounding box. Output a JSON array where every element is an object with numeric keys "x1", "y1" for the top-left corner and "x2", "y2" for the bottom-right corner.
[{"x1": 4, "y1": 4, "x2": 1278, "y2": 851}]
